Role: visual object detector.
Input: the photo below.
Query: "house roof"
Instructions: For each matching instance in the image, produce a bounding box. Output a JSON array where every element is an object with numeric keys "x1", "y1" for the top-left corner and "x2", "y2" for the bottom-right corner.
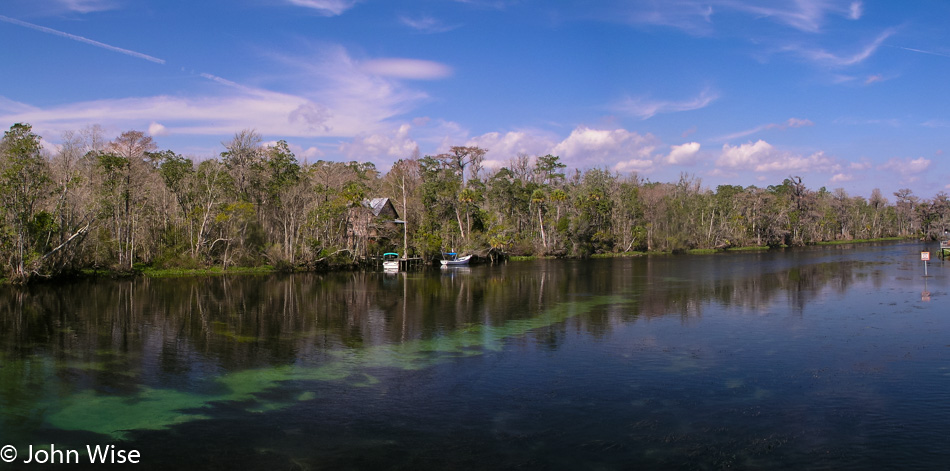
[{"x1": 362, "y1": 198, "x2": 396, "y2": 217}]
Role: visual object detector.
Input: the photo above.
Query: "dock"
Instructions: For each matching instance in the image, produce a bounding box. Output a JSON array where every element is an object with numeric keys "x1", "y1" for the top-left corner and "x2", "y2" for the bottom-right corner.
[{"x1": 366, "y1": 255, "x2": 425, "y2": 270}]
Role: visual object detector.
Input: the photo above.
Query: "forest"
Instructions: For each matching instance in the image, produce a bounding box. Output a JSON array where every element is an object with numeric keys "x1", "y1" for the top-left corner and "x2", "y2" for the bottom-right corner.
[{"x1": 2, "y1": 122, "x2": 949, "y2": 282}]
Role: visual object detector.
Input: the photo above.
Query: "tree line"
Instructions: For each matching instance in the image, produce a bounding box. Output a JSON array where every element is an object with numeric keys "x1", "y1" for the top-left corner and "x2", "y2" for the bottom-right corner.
[{"x1": 2, "y1": 122, "x2": 949, "y2": 282}]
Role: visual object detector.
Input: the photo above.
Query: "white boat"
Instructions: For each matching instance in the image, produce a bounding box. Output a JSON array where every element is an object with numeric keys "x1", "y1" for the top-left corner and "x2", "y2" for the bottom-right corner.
[
  {"x1": 440, "y1": 252, "x2": 472, "y2": 266},
  {"x1": 382, "y1": 252, "x2": 400, "y2": 271}
]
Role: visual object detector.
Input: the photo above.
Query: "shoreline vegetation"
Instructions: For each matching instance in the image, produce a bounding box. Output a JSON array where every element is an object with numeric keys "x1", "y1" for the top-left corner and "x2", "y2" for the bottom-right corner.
[
  {"x1": 2, "y1": 122, "x2": 949, "y2": 284},
  {"x1": 29, "y1": 236, "x2": 909, "y2": 282}
]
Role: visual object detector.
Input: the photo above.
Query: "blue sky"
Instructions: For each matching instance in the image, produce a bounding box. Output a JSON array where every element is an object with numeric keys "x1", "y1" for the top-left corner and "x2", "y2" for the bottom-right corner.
[{"x1": 1, "y1": 0, "x2": 949, "y2": 197}]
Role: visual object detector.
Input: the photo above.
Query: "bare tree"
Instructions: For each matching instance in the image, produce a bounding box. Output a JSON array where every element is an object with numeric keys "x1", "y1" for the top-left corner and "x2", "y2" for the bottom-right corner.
[
  {"x1": 100, "y1": 130, "x2": 157, "y2": 269},
  {"x1": 221, "y1": 129, "x2": 263, "y2": 204}
]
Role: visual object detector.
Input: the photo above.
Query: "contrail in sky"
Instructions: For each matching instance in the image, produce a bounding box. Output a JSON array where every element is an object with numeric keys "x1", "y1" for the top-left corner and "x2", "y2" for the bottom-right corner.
[
  {"x1": 891, "y1": 45, "x2": 950, "y2": 59},
  {"x1": 0, "y1": 14, "x2": 166, "y2": 65}
]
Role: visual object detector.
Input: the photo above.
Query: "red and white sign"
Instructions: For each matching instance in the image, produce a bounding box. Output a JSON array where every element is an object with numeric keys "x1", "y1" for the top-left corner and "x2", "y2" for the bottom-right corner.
[{"x1": 921, "y1": 251, "x2": 931, "y2": 261}]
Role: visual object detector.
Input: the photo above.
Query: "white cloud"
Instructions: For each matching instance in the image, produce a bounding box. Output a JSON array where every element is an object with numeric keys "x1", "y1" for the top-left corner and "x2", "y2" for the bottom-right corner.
[
  {"x1": 271, "y1": 46, "x2": 431, "y2": 131},
  {"x1": 831, "y1": 173, "x2": 854, "y2": 182},
  {"x1": 339, "y1": 124, "x2": 418, "y2": 161},
  {"x1": 286, "y1": 0, "x2": 358, "y2": 16},
  {"x1": 754, "y1": 150, "x2": 837, "y2": 172},
  {"x1": 406, "y1": 118, "x2": 468, "y2": 153},
  {"x1": 399, "y1": 15, "x2": 459, "y2": 33},
  {"x1": 880, "y1": 157, "x2": 931, "y2": 175},
  {"x1": 463, "y1": 130, "x2": 559, "y2": 163},
  {"x1": 552, "y1": 126, "x2": 658, "y2": 169},
  {"x1": 360, "y1": 58, "x2": 453, "y2": 80},
  {"x1": 665, "y1": 142, "x2": 701, "y2": 164},
  {"x1": 148, "y1": 122, "x2": 168, "y2": 136},
  {"x1": 277, "y1": 142, "x2": 324, "y2": 161},
  {"x1": 785, "y1": 117, "x2": 813, "y2": 128},
  {"x1": 614, "y1": 158, "x2": 654, "y2": 173},
  {"x1": 717, "y1": 140, "x2": 838, "y2": 173},
  {"x1": 718, "y1": 140, "x2": 774, "y2": 168},
  {"x1": 849, "y1": 158, "x2": 872, "y2": 170},
  {"x1": 615, "y1": 88, "x2": 718, "y2": 119}
]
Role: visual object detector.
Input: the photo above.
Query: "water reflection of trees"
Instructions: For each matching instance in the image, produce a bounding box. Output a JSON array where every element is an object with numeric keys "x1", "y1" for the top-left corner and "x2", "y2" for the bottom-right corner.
[
  {"x1": 0, "y1": 266, "x2": 582, "y2": 386},
  {"x1": 630, "y1": 255, "x2": 882, "y2": 321},
  {"x1": 0, "y1": 255, "x2": 881, "y2": 391}
]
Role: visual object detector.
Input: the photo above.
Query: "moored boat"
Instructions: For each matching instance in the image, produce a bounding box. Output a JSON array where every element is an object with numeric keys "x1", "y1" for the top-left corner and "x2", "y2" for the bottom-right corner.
[
  {"x1": 383, "y1": 252, "x2": 400, "y2": 270},
  {"x1": 440, "y1": 252, "x2": 472, "y2": 266}
]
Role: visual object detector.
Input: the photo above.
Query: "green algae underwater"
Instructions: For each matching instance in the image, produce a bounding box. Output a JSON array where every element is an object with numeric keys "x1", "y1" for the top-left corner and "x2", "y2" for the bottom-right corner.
[{"x1": 3, "y1": 287, "x2": 627, "y2": 440}]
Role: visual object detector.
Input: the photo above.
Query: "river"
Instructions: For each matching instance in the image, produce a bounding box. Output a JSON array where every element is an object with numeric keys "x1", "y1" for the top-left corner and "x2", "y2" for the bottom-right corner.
[{"x1": 0, "y1": 241, "x2": 948, "y2": 469}]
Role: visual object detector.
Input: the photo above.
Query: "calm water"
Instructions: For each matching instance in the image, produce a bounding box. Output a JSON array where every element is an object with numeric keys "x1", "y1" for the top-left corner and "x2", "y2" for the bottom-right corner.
[{"x1": 1, "y1": 241, "x2": 948, "y2": 469}]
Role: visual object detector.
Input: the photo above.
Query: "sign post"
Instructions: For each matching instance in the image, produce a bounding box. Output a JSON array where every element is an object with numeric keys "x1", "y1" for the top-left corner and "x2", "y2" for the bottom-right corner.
[{"x1": 922, "y1": 251, "x2": 931, "y2": 276}]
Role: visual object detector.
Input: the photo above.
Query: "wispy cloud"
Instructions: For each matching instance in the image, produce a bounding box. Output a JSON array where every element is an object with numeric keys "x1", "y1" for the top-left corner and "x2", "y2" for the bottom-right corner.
[
  {"x1": 0, "y1": 45, "x2": 437, "y2": 143},
  {"x1": 786, "y1": 28, "x2": 895, "y2": 67},
  {"x1": 848, "y1": 1, "x2": 863, "y2": 20},
  {"x1": 399, "y1": 15, "x2": 460, "y2": 33},
  {"x1": 835, "y1": 116, "x2": 900, "y2": 127},
  {"x1": 922, "y1": 119, "x2": 950, "y2": 128},
  {"x1": 726, "y1": 0, "x2": 864, "y2": 33},
  {"x1": 360, "y1": 58, "x2": 453, "y2": 80},
  {"x1": 199, "y1": 73, "x2": 257, "y2": 92},
  {"x1": 0, "y1": 92, "x2": 313, "y2": 138},
  {"x1": 57, "y1": 0, "x2": 119, "y2": 13},
  {"x1": 619, "y1": 0, "x2": 863, "y2": 34},
  {"x1": 0, "y1": 14, "x2": 165, "y2": 64},
  {"x1": 718, "y1": 117, "x2": 814, "y2": 141},
  {"x1": 451, "y1": 0, "x2": 519, "y2": 10},
  {"x1": 615, "y1": 89, "x2": 718, "y2": 120},
  {"x1": 285, "y1": 0, "x2": 359, "y2": 16},
  {"x1": 621, "y1": 1, "x2": 715, "y2": 35}
]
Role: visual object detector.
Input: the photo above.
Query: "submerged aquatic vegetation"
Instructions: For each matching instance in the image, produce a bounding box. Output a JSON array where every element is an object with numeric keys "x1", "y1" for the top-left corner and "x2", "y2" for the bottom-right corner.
[{"x1": 43, "y1": 295, "x2": 627, "y2": 438}]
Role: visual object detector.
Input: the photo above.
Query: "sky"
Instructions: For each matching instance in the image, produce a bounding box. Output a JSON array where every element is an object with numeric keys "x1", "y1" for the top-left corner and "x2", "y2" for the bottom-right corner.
[{"x1": 1, "y1": 0, "x2": 949, "y2": 198}]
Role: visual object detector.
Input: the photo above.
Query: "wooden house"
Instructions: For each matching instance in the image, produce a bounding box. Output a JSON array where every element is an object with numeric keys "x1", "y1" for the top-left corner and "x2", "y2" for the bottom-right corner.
[{"x1": 346, "y1": 198, "x2": 404, "y2": 254}]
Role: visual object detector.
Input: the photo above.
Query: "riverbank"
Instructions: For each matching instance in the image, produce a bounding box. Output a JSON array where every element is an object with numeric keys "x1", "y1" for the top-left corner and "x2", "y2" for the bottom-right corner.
[
  {"x1": 1, "y1": 237, "x2": 918, "y2": 284},
  {"x1": 510, "y1": 237, "x2": 912, "y2": 262}
]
